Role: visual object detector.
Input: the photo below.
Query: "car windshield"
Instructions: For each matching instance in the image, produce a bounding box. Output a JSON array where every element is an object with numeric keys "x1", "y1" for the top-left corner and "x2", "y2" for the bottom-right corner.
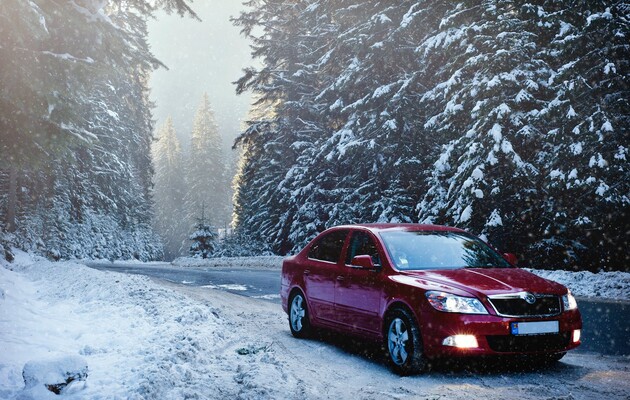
[{"x1": 380, "y1": 230, "x2": 512, "y2": 270}]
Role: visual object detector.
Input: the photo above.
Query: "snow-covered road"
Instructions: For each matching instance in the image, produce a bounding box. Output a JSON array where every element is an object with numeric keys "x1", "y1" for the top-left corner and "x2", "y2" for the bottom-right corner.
[
  {"x1": 1, "y1": 254, "x2": 629, "y2": 399},
  {"x1": 89, "y1": 258, "x2": 630, "y2": 356}
]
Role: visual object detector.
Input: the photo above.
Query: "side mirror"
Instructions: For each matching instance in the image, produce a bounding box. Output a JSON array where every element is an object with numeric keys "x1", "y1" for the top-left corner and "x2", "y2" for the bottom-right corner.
[
  {"x1": 351, "y1": 255, "x2": 376, "y2": 269},
  {"x1": 503, "y1": 253, "x2": 518, "y2": 266}
]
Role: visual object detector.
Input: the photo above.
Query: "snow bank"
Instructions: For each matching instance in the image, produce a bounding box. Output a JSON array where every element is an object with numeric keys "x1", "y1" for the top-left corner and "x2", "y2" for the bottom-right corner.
[
  {"x1": 528, "y1": 268, "x2": 630, "y2": 300},
  {"x1": 0, "y1": 252, "x2": 234, "y2": 399}
]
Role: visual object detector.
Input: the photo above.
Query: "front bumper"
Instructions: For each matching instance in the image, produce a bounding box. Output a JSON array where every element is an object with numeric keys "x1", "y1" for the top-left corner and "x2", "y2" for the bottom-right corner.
[{"x1": 421, "y1": 309, "x2": 582, "y2": 358}]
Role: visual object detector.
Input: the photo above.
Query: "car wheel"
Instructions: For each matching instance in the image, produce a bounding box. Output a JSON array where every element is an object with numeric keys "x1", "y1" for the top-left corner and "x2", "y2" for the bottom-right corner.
[
  {"x1": 385, "y1": 308, "x2": 426, "y2": 375},
  {"x1": 289, "y1": 291, "x2": 311, "y2": 338}
]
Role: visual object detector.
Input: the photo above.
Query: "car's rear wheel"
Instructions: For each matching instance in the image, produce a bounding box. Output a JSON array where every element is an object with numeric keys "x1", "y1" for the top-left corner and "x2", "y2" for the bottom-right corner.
[
  {"x1": 385, "y1": 308, "x2": 426, "y2": 375},
  {"x1": 289, "y1": 291, "x2": 311, "y2": 338}
]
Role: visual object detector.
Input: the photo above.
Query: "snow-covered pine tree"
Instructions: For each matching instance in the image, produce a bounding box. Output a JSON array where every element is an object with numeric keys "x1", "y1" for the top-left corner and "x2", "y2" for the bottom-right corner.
[
  {"x1": 152, "y1": 117, "x2": 188, "y2": 259},
  {"x1": 234, "y1": 1, "x2": 440, "y2": 253},
  {"x1": 183, "y1": 94, "x2": 229, "y2": 236},
  {"x1": 0, "y1": 0, "x2": 101, "y2": 234},
  {"x1": 189, "y1": 203, "x2": 215, "y2": 259},
  {"x1": 284, "y1": 1, "x2": 457, "y2": 253},
  {"x1": 0, "y1": 0, "x2": 197, "y2": 260},
  {"x1": 233, "y1": 0, "x2": 335, "y2": 253},
  {"x1": 418, "y1": 1, "x2": 554, "y2": 256},
  {"x1": 536, "y1": 1, "x2": 629, "y2": 269}
]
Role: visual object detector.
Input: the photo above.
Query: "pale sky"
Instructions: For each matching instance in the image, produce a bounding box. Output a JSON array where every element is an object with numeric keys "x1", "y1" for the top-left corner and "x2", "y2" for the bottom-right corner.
[{"x1": 148, "y1": 1, "x2": 252, "y2": 154}]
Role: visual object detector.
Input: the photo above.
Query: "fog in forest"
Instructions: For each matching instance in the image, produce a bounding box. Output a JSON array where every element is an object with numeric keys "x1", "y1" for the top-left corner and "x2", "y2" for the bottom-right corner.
[{"x1": 148, "y1": 1, "x2": 252, "y2": 154}]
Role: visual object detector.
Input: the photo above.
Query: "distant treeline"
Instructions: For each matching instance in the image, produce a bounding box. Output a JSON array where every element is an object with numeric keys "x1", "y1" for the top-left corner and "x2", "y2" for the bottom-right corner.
[
  {"x1": 232, "y1": 1, "x2": 629, "y2": 271},
  {"x1": 152, "y1": 94, "x2": 233, "y2": 261}
]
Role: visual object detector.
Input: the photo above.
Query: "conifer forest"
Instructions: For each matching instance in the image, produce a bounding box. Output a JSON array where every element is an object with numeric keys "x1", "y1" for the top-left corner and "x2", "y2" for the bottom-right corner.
[{"x1": 1, "y1": 1, "x2": 628, "y2": 271}]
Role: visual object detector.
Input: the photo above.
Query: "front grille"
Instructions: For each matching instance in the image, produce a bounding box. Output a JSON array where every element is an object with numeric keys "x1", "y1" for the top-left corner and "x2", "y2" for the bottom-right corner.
[
  {"x1": 487, "y1": 332, "x2": 571, "y2": 353},
  {"x1": 488, "y1": 294, "x2": 561, "y2": 317}
]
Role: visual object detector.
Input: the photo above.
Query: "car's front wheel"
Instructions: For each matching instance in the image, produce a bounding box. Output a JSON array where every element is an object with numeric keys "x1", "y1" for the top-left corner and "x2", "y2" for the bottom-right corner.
[
  {"x1": 385, "y1": 308, "x2": 427, "y2": 375},
  {"x1": 289, "y1": 291, "x2": 311, "y2": 338}
]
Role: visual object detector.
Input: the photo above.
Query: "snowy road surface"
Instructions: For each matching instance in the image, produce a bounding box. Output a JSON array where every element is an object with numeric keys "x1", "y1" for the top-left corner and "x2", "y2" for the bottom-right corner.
[
  {"x1": 86, "y1": 262, "x2": 281, "y2": 301},
  {"x1": 2, "y1": 255, "x2": 630, "y2": 399},
  {"x1": 86, "y1": 261, "x2": 630, "y2": 356}
]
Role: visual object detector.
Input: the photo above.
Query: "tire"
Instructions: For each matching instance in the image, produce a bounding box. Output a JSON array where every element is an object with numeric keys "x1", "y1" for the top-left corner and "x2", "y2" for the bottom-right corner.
[
  {"x1": 289, "y1": 291, "x2": 311, "y2": 338},
  {"x1": 384, "y1": 308, "x2": 427, "y2": 375}
]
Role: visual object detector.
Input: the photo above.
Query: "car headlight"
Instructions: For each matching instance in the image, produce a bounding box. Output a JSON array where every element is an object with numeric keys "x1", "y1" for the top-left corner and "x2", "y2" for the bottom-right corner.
[
  {"x1": 425, "y1": 291, "x2": 488, "y2": 314},
  {"x1": 562, "y1": 290, "x2": 578, "y2": 311}
]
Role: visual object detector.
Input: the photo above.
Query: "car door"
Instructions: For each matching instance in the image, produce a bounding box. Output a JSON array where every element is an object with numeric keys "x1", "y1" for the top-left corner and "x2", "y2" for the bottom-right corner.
[
  {"x1": 303, "y1": 229, "x2": 348, "y2": 324},
  {"x1": 334, "y1": 230, "x2": 383, "y2": 334}
]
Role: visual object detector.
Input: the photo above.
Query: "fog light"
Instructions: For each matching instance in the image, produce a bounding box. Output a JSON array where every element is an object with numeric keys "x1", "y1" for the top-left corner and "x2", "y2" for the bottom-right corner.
[
  {"x1": 573, "y1": 329, "x2": 581, "y2": 343},
  {"x1": 442, "y1": 335, "x2": 478, "y2": 348}
]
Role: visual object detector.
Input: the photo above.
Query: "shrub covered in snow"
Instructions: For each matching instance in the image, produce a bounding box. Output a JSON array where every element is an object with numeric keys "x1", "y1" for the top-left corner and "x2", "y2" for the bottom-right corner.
[{"x1": 211, "y1": 233, "x2": 276, "y2": 258}]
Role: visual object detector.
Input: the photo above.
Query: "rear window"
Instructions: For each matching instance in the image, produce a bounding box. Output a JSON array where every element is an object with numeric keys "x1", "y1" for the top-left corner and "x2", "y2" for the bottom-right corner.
[{"x1": 308, "y1": 230, "x2": 348, "y2": 263}]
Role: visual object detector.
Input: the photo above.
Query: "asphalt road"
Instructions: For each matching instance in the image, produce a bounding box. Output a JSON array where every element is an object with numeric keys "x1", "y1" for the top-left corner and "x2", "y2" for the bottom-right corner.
[
  {"x1": 86, "y1": 262, "x2": 282, "y2": 301},
  {"x1": 86, "y1": 262, "x2": 629, "y2": 356}
]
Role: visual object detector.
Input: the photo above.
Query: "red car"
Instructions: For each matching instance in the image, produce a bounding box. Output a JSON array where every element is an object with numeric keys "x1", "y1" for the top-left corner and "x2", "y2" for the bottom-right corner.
[{"x1": 281, "y1": 224, "x2": 582, "y2": 375}]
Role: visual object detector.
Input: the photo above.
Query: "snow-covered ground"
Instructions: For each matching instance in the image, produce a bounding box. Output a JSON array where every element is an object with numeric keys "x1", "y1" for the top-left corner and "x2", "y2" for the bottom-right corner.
[
  {"x1": 1, "y1": 252, "x2": 630, "y2": 399},
  {"x1": 526, "y1": 268, "x2": 630, "y2": 300}
]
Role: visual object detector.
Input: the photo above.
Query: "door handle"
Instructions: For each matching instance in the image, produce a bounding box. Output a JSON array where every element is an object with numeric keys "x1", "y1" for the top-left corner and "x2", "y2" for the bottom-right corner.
[
  {"x1": 336, "y1": 276, "x2": 345, "y2": 281},
  {"x1": 304, "y1": 269, "x2": 310, "y2": 276}
]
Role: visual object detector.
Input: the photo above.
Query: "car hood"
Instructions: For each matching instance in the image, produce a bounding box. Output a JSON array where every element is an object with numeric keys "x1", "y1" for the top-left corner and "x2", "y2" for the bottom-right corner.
[{"x1": 400, "y1": 268, "x2": 567, "y2": 297}]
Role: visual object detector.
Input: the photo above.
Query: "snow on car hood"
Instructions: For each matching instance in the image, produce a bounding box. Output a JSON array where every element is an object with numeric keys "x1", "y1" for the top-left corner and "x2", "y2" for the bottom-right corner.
[{"x1": 401, "y1": 267, "x2": 568, "y2": 297}]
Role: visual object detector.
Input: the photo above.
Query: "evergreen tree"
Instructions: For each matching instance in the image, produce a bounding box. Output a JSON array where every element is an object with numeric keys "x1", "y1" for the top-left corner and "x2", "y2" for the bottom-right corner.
[
  {"x1": 418, "y1": 1, "x2": 554, "y2": 255},
  {"x1": 183, "y1": 94, "x2": 230, "y2": 237},
  {"x1": 536, "y1": 1, "x2": 629, "y2": 269},
  {"x1": 284, "y1": 1, "x2": 447, "y2": 250},
  {"x1": 0, "y1": 0, "x2": 197, "y2": 261},
  {"x1": 232, "y1": 0, "x2": 327, "y2": 253},
  {"x1": 152, "y1": 117, "x2": 188, "y2": 259},
  {"x1": 189, "y1": 203, "x2": 215, "y2": 258},
  {"x1": 233, "y1": 0, "x2": 450, "y2": 253}
]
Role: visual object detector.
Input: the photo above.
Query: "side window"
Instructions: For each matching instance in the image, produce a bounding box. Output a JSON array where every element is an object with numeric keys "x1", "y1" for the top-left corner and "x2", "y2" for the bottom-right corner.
[
  {"x1": 308, "y1": 230, "x2": 348, "y2": 263},
  {"x1": 345, "y1": 231, "x2": 381, "y2": 266}
]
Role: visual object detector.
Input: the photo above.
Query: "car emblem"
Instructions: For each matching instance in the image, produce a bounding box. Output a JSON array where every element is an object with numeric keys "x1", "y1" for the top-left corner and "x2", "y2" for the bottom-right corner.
[{"x1": 522, "y1": 292, "x2": 537, "y2": 304}]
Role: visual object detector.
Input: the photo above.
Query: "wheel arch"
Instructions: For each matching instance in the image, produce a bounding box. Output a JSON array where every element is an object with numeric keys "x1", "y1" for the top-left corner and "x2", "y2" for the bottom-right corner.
[
  {"x1": 288, "y1": 285, "x2": 311, "y2": 317},
  {"x1": 382, "y1": 300, "x2": 420, "y2": 337},
  {"x1": 288, "y1": 285, "x2": 306, "y2": 302}
]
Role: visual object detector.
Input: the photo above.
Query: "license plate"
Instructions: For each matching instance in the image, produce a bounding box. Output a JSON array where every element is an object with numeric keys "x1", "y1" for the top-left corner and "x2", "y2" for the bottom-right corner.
[{"x1": 510, "y1": 321, "x2": 559, "y2": 335}]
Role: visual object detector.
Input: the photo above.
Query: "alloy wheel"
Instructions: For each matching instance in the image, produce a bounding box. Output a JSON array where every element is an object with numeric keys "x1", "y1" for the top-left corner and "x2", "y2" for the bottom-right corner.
[
  {"x1": 290, "y1": 294, "x2": 306, "y2": 332},
  {"x1": 388, "y1": 317, "x2": 410, "y2": 365}
]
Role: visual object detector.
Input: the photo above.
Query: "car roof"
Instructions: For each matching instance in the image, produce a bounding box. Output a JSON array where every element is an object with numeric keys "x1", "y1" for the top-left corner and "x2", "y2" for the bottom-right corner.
[{"x1": 333, "y1": 223, "x2": 466, "y2": 234}]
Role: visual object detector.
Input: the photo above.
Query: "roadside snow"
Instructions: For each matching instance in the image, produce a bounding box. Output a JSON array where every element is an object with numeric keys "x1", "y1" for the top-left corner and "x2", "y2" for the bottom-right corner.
[
  {"x1": 527, "y1": 269, "x2": 630, "y2": 300},
  {"x1": 1, "y1": 252, "x2": 630, "y2": 399},
  {"x1": 1, "y1": 252, "x2": 235, "y2": 399}
]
